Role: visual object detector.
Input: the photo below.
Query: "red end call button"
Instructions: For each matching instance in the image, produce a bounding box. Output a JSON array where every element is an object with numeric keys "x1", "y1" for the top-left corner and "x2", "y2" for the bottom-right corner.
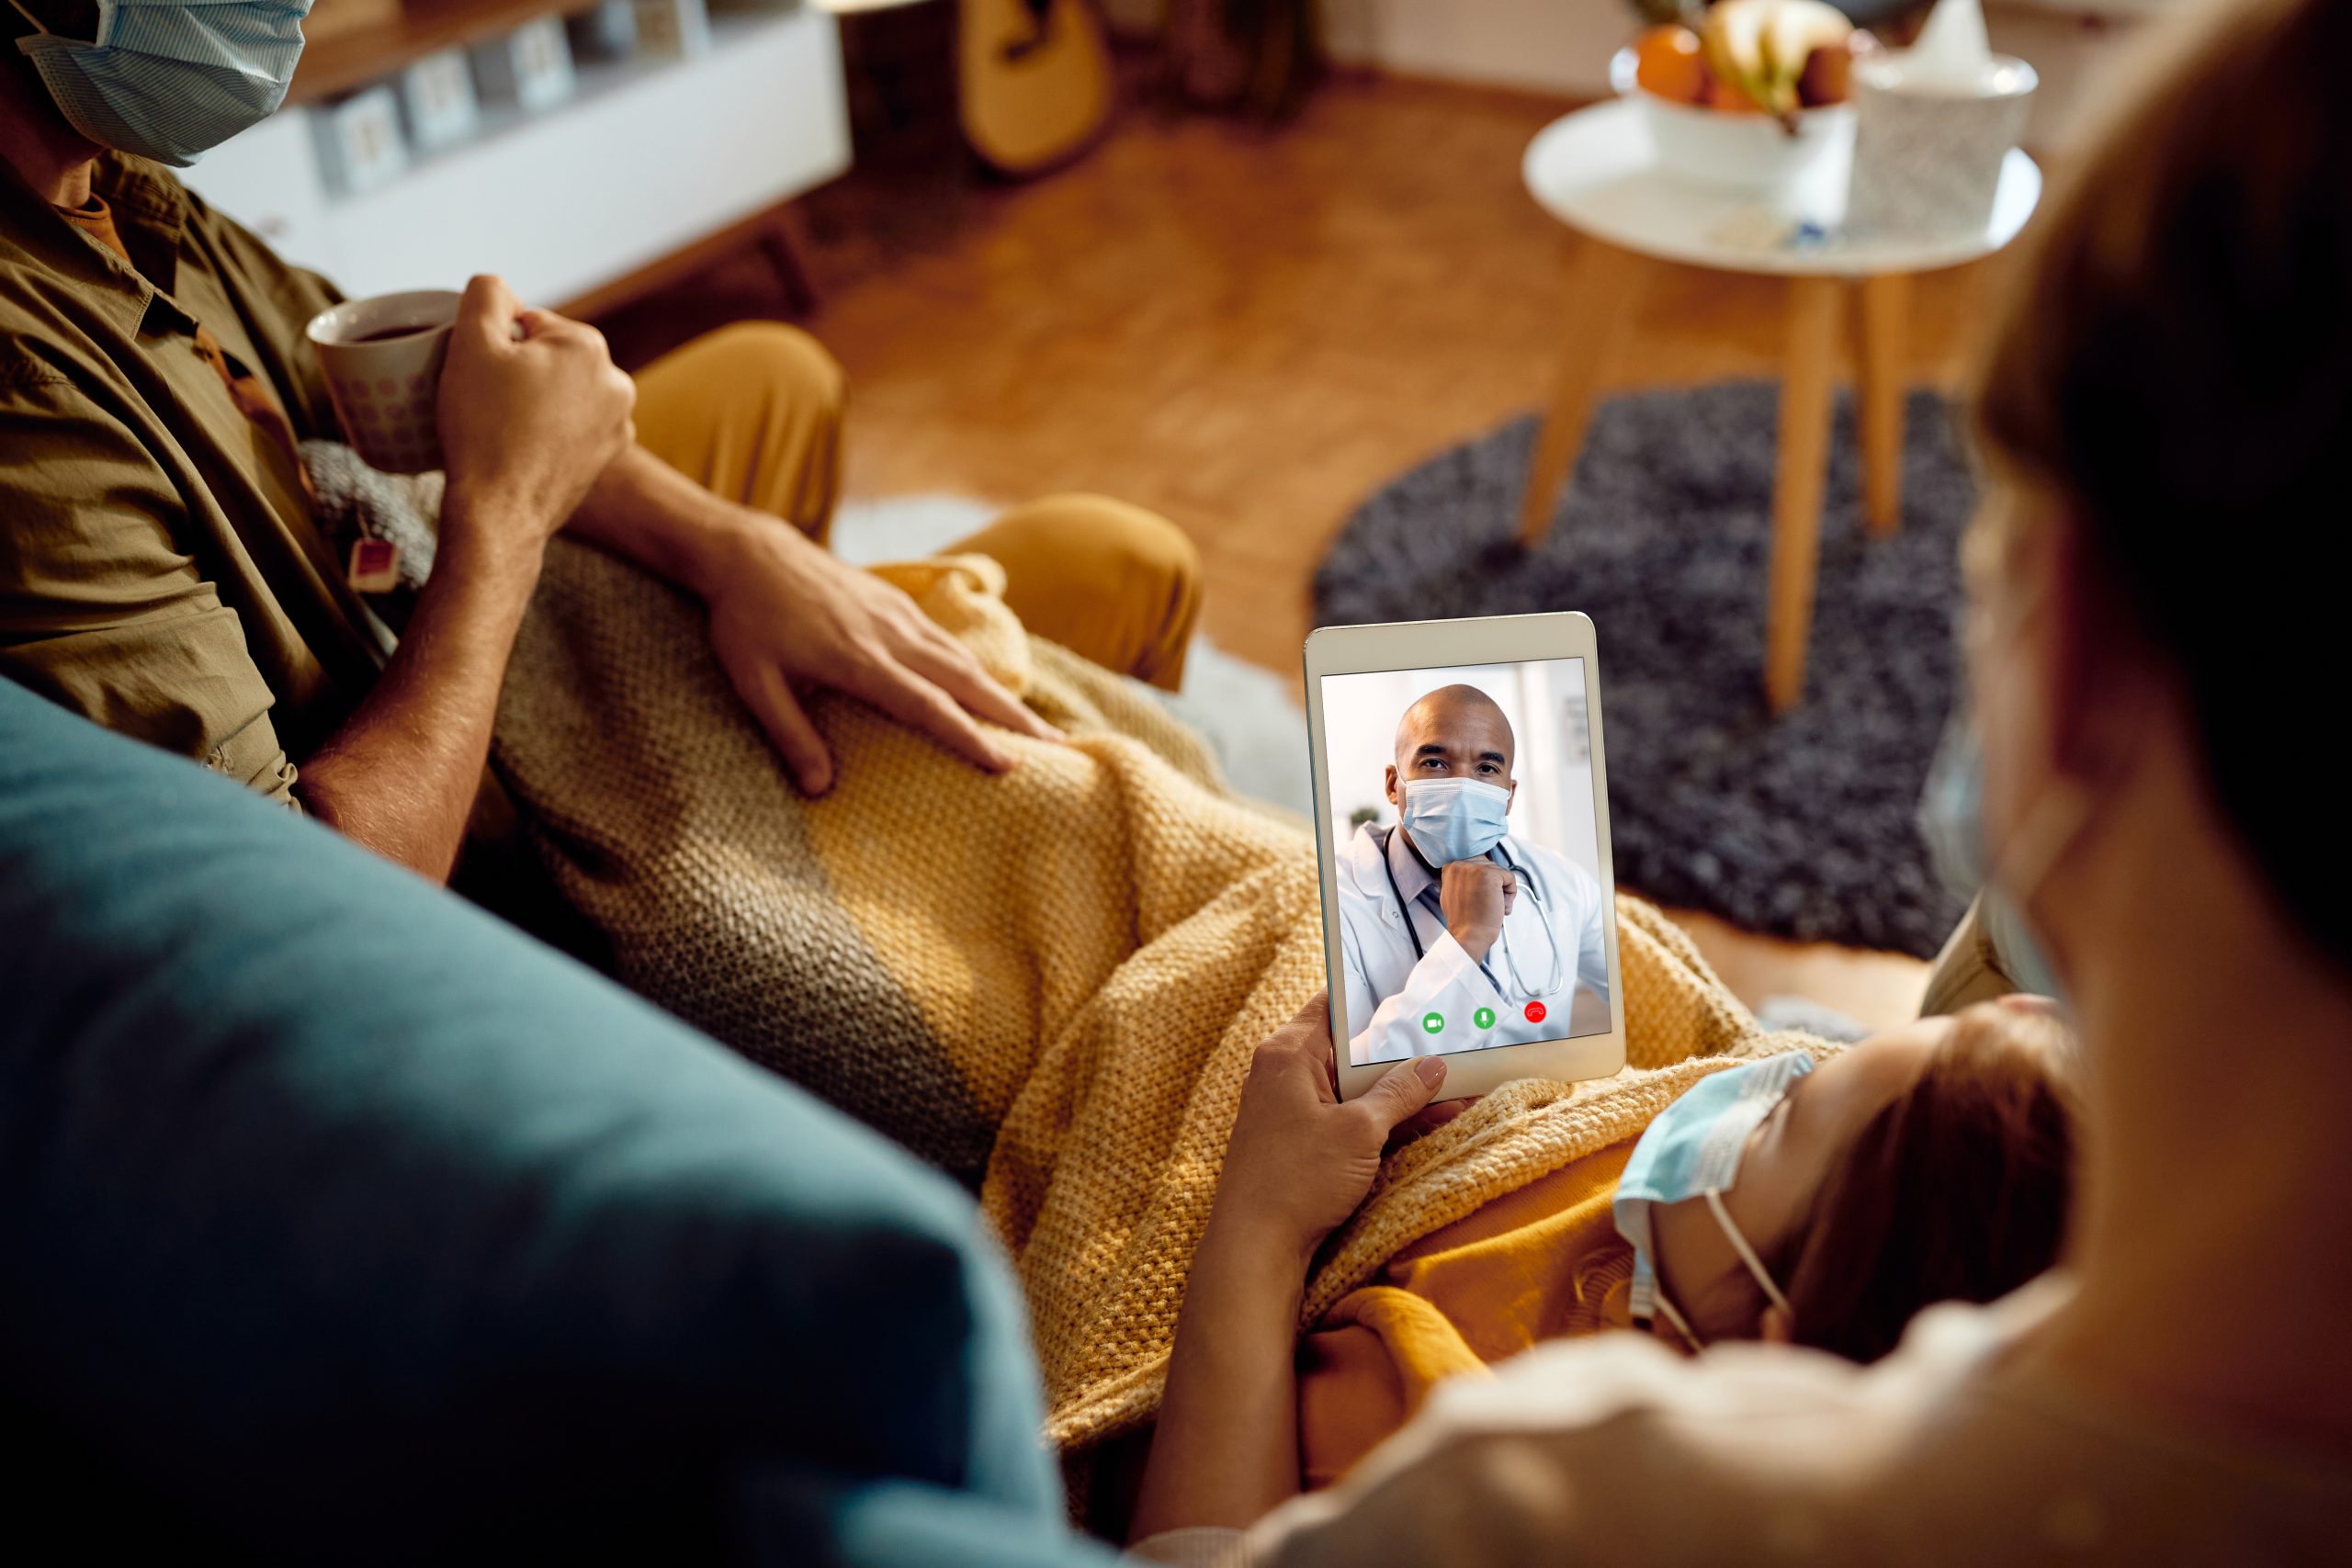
[{"x1": 1523, "y1": 1000, "x2": 1547, "y2": 1023}]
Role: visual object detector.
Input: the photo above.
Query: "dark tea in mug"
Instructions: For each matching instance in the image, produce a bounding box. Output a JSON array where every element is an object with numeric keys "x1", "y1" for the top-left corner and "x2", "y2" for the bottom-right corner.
[{"x1": 306, "y1": 288, "x2": 463, "y2": 475}]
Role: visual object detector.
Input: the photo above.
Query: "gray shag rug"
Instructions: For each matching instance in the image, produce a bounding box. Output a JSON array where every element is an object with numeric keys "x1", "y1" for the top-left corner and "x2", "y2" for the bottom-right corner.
[{"x1": 1314, "y1": 382, "x2": 1973, "y2": 959}]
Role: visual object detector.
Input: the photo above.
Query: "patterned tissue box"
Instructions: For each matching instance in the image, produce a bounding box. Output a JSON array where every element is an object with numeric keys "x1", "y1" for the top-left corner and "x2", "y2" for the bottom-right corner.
[{"x1": 1846, "y1": 57, "x2": 2036, "y2": 243}]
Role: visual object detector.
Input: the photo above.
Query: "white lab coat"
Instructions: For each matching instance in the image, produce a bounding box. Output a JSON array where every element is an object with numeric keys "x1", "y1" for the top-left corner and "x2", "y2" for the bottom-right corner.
[{"x1": 1338, "y1": 822, "x2": 1611, "y2": 1066}]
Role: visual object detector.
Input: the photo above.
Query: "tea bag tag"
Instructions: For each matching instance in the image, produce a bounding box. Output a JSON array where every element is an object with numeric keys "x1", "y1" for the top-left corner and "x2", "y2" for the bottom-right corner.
[{"x1": 347, "y1": 536, "x2": 401, "y2": 592}]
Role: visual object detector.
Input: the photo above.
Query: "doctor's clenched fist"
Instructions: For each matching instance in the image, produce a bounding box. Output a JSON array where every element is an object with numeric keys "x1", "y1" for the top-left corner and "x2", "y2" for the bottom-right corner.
[{"x1": 1439, "y1": 859, "x2": 1517, "y2": 960}]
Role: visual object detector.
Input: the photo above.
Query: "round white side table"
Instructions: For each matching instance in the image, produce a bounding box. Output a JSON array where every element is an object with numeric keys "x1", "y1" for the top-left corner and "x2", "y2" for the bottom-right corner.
[{"x1": 1519, "y1": 99, "x2": 2040, "y2": 712}]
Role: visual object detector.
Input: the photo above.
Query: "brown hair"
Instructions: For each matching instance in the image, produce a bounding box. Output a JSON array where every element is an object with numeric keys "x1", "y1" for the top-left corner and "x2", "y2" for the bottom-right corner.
[
  {"x1": 1776, "y1": 1009, "x2": 2079, "y2": 1364},
  {"x1": 1972, "y1": 0, "x2": 2352, "y2": 973}
]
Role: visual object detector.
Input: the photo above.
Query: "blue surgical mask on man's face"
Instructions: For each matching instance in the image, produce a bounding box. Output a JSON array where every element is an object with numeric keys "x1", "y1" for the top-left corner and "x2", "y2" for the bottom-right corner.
[
  {"x1": 11, "y1": 1, "x2": 313, "y2": 168},
  {"x1": 1919, "y1": 526, "x2": 2098, "y2": 1009},
  {"x1": 1920, "y1": 720, "x2": 2068, "y2": 1001},
  {"x1": 1398, "y1": 776, "x2": 1510, "y2": 867},
  {"x1": 1612, "y1": 1051, "x2": 1810, "y2": 1347}
]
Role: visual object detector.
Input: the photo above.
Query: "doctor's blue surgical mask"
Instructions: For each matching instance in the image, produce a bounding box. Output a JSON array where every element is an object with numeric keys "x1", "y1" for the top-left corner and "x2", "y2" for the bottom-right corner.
[
  {"x1": 1398, "y1": 777, "x2": 1510, "y2": 867},
  {"x1": 10, "y1": 1, "x2": 313, "y2": 168},
  {"x1": 1612, "y1": 1052, "x2": 1810, "y2": 1348}
]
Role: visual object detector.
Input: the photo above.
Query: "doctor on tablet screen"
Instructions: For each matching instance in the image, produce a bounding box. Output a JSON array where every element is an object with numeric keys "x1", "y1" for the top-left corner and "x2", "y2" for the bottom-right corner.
[{"x1": 1337, "y1": 684, "x2": 1610, "y2": 1066}]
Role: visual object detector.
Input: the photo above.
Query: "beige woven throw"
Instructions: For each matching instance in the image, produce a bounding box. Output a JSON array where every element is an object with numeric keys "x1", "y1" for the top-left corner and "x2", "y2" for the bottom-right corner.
[{"x1": 491, "y1": 540, "x2": 1820, "y2": 1455}]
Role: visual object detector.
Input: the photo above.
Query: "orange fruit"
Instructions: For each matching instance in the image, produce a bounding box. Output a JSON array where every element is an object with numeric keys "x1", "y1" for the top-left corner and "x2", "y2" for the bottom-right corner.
[
  {"x1": 1705, "y1": 75, "x2": 1767, "y2": 114},
  {"x1": 1633, "y1": 25, "x2": 1708, "y2": 105}
]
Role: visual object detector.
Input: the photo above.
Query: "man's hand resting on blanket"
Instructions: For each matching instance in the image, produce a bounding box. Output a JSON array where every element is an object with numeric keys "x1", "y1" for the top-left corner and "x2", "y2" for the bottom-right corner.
[
  {"x1": 692, "y1": 522, "x2": 1065, "y2": 795},
  {"x1": 1213, "y1": 993, "x2": 1461, "y2": 1269}
]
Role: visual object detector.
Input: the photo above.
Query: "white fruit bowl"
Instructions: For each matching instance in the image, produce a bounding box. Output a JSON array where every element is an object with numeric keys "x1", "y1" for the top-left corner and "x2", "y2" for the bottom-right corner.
[{"x1": 1611, "y1": 46, "x2": 1853, "y2": 196}]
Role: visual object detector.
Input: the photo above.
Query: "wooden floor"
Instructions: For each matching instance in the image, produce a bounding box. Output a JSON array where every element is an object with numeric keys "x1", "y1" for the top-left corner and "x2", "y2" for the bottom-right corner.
[{"x1": 599, "y1": 68, "x2": 2014, "y2": 1029}]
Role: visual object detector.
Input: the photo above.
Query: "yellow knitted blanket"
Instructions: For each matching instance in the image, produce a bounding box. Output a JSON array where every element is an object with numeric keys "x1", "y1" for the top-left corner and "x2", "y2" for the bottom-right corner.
[{"x1": 492, "y1": 543, "x2": 1814, "y2": 1457}]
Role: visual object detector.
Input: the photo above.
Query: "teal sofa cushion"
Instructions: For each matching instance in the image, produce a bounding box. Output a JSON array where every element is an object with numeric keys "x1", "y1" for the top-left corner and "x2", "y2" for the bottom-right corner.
[{"x1": 0, "y1": 679, "x2": 1107, "y2": 1565}]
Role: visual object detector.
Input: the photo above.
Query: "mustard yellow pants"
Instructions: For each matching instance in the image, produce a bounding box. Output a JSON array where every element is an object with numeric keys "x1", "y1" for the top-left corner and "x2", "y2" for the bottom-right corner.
[{"x1": 629, "y1": 323, "x2": 1203, "y2": 690}]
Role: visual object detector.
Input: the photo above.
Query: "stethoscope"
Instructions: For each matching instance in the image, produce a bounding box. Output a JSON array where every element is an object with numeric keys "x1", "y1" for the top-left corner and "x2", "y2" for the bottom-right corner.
[{"x1": 1377, "y1": 827, "x2": 1567, "y2": 1000}]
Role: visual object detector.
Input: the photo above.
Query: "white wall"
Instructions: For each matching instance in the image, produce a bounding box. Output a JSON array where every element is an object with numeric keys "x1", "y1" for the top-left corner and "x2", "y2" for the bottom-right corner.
[
  {"x1": 1318, "y1": 659, "x2": 1602, "y2": 883},
  {"x1": 1317, "y1": 0, "x2": 1629, "y2": 99},
  {"x1": 1103, "y1": 0, "x2": 2161, "y2": 150}
]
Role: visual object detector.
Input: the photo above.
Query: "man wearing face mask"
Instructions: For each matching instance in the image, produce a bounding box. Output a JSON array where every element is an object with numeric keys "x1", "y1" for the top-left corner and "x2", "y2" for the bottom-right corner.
[
  {"x1": 1333, "y1": 683, "x2": 1610, "y2": 1066},
  {"x1": 0, "y1": 0, "x2": 1201, "y2": 898}
]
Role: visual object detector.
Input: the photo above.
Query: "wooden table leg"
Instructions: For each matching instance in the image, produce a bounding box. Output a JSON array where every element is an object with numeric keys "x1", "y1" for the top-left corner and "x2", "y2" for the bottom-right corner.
[
  {"x1": 1517, "y1": 238, "x2": 1646, "y2": 547},
  {"x1": 1856, "y1": 271, "x2": 1910, "y2": 537},
  {"x1": 1765, "y1": 276, "x2": 1842, "y2": 714}
]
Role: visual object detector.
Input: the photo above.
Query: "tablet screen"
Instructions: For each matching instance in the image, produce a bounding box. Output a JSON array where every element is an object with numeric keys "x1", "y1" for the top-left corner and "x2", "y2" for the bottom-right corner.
[{"x1": 1319, "y1": 659, "x2": 1614, "y2": 1067}]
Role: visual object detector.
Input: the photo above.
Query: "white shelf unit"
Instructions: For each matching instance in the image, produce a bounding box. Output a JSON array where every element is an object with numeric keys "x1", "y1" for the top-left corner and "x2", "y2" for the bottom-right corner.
[{"x1": 186, "y1": 4, "x2": 849, "y2": 308}]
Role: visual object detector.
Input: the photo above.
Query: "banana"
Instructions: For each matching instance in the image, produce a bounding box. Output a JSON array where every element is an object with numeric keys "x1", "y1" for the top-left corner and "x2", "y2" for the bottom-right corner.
[
  {"x1": 1702, "y1": 0, "x2": 1854, "y2": 118},
  {"x1": 1764, "y1": 0, "x2": 1855, "y2": 110},
  {"x1": 1701, "y1": 0, "x2": 1775, "y2": 114}
]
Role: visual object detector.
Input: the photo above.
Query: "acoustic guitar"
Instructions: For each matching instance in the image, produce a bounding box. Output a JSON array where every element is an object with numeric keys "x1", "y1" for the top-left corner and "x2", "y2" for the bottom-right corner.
[{"x1": 957, "y1": 0, "x2": 1114, "y2": 175}]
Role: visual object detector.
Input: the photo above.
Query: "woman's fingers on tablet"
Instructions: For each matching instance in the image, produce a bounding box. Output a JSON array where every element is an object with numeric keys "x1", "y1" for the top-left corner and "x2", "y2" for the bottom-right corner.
[
  {"x1": 1272, "y1": 992, "x2": 1332, "y2": 1057},
  {"x1": 1243, "y1": 992, "x2": 1339, "y2": 1101},
  {"x1": 1271, "y1": 991, "x2": 1340, "y2": 1100},
  {"x1": 1285, "y1": 990, "x2": 1331, "y2": 1035},
  {"x1": 1354, "y1": 1055, "x2": 1447, "y2": 1136}
]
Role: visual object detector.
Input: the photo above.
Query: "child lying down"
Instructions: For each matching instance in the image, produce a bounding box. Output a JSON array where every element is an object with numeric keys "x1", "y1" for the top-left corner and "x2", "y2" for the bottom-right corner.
[
  {"x1": 1131, "y1": 995, "x2": 2076, "y2": 1519},
  {"x1": 1305, "y1": 998, "x2": 2076, "y2": 1485},
  {"x1": 492, "y1": 547, "x2": 2073, "y2": 1499}
]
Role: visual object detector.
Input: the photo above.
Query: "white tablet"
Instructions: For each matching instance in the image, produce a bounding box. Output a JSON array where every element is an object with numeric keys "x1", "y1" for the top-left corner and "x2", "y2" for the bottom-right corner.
[{"x1": 1305, "y1": 614, "x2": 1626, "y2": 1102}]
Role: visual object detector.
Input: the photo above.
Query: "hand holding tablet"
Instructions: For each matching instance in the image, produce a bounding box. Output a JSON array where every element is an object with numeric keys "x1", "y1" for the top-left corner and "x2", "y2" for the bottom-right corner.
[{"x1": 1304, "y1": 613, "x2": 1627, "y2": 1102}]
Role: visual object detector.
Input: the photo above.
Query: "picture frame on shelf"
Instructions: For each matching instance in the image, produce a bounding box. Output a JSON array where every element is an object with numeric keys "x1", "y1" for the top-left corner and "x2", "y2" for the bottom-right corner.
[
  {"x1": 398, "y1": 49, "x2": 481, "y2": 153},
  {"x1": 471, "y1": 16, "x2": 580, "y2": 113},
  {"x1": 313, "y1": 84, "x2": 409, "y2": 197},
  {"x1": 633, "y1": 0, "x2": 714, "y2": 60}
]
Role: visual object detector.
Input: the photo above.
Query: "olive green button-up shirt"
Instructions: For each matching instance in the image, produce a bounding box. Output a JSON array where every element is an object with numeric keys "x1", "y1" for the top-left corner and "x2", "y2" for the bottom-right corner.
[{"x1": 1, "y1": 152, "x2": 390, "y2": 806}]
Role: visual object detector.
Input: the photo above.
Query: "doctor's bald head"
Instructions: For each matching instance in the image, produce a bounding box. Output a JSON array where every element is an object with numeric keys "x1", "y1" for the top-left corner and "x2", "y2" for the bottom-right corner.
[{"x1": 1385, "y1": 683, "x2": 1517, "y2": 811}]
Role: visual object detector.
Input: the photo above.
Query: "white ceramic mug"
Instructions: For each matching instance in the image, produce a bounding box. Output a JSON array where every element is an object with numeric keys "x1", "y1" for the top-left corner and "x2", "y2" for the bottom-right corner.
[{"x1": 305, "y1": 288, "x2": 462, "y2": 475}]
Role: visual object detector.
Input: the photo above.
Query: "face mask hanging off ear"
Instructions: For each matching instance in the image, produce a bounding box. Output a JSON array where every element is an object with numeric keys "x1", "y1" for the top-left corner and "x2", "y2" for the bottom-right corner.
[
  {"x1": 10, "y1": 1, "x2": 313, "y2": 168},
  {"x1": 1612, "y1": 1052, "x2": 1811, "y2": 1348}
]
